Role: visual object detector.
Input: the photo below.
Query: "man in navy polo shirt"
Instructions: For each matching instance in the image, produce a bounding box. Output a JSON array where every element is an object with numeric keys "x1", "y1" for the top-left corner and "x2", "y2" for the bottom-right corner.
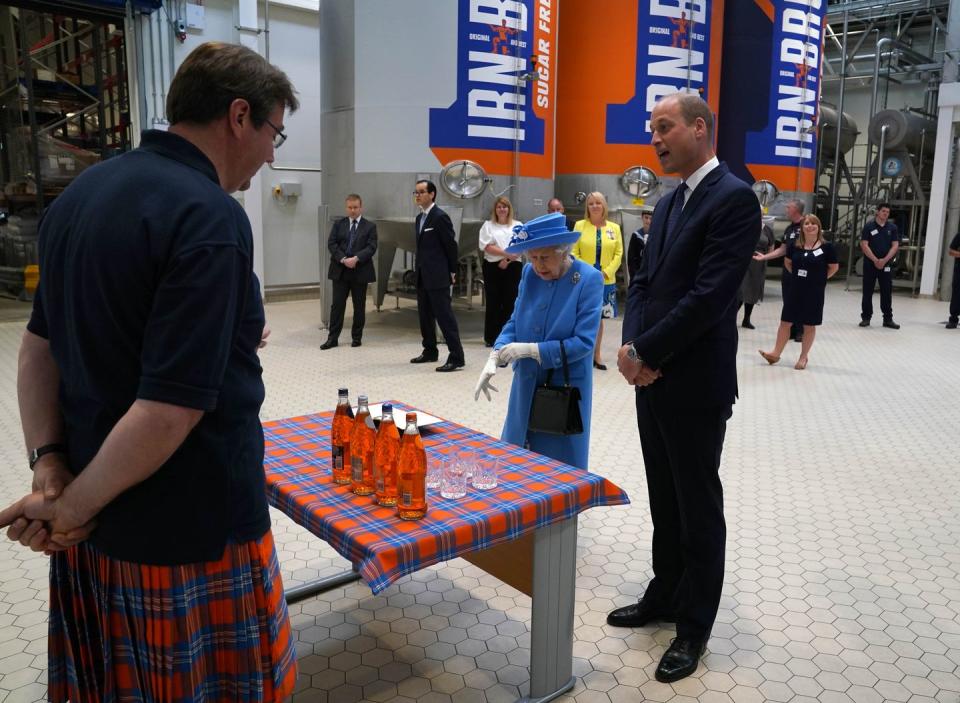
[
  {"x1": 859, "y1": 202, "x2": 901, "y2": 329},
  {"x1": 947, "y1": 232, "x2": 960, "y2": 329},
  {"x1": 0, "y1": 43, "x2": 302, "y2": 700}
]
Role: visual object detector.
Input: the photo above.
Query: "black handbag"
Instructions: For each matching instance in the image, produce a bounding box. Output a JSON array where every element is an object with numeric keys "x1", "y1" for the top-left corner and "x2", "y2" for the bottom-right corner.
[{"x1": 528, "y1": 342, "x2": 584, "y2": 436}]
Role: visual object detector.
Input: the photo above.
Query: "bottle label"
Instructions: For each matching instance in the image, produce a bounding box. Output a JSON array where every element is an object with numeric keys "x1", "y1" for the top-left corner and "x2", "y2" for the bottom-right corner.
[
  {"x1": 376, "y1": 478, "x2": 385, "y2": 492},
  {"x1": 351, "y1": 456, "x2": 363, "y2": 482},
  {"x1": 401, "y1": 491, "x2": 412, "y2": 506},
  {"x1": 332, "y1": 446, "x2": 343, "y2": 471}
]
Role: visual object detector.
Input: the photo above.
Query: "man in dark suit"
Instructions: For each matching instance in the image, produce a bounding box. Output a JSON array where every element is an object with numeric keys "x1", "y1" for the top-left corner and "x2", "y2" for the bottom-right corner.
[
  {"x1": 610, "y1": 93, "x2": 759, "y2": 683},
  {"x1": 411, "y1": 179, "x2": 464, "y2": 372},
  {"x1": 627, "y1": 208, "x2": 653, "y2": 281},
  {"x1": 322, "y1": 193, "x2": 377, "y2": 349},
  {"x1": 547, "y1": 197, "x2": 577, "y2": 232}
]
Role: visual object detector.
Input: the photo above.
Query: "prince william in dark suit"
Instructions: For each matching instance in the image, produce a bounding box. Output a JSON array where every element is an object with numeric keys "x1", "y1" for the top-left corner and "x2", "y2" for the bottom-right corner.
[
  {"x1": 322, "y1": 194, "x2": 377, "y2": 349},
  {"x1": 411, "y1": 180, "x2": 464, "y2": 372},
  {"x1": 611, "y1": 93, "x2": 759, "y2": 683}
]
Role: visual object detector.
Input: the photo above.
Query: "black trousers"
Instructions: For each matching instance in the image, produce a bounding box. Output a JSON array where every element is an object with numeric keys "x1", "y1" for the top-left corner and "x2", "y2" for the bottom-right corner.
[
  {"x1": 417, "y1": 285, "x2": 464, "y2": 363},
  {"x1": 328, "y1": 279, "x2": 367, "y2": 343},
  {"x1": 780, "y1": 270, "x2": 802, "y2": 338},
  {"x1": 482, "y1": 259, "x2": 522, "y2": 345},
  {"x1": 951, "y1": 268, "x2": 960, "y2": 321},
  {"x1": 636, "y1": 391, "x2": 731, "y2": 642},
  {"x1": 862, "y1": 262, "x2": 893, "y2": 321}
]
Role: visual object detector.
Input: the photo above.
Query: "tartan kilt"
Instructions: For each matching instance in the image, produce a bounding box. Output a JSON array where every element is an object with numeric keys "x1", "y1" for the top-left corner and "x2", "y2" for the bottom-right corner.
[{"x1": 47, "y1": 529, "x2": 297, "y2": 703}]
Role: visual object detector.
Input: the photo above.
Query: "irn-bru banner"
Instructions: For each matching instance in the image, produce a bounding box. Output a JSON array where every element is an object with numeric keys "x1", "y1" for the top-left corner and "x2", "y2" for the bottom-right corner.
[
  {"x1": 556, "y1": 0, "x2": 725, "y2": 176},
  {"x1": 429, "y1": 0, "x2": 558, "y2": 179},
  {"x1": 720, "y1": 0, "x2": 825, "y2": 192}
]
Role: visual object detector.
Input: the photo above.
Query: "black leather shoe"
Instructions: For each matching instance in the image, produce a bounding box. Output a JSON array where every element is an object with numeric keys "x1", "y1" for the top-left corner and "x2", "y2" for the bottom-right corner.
[
  {"x1": 593, "y1": 361, "x2": 607, "y2": 371},
  {"x1": 947, "y1": 319, "x2": 958, "y2": 329},
  {"x1": 859, "y1": 320, "x2": 870, "y2": 327},
  {"x1": 351, "y1": 340, "x2": 362, "y2": 347},
  {"x1": 792, "y1": 334, "x2": 803, "y2": 343},
  {"x1": 606, "y1": 600, "x2": 676, "y2": 628},
  {"x1": 436, "y1": 360, "x2": 464, "y2": 372},
  {"x1": 741, "y1": 320, "x2": 755, "y2": 329},
  {"x1": 410, "y1": 352, "x2": 439, "y2": 364},
  {"x1": 882, "y1": 319, "x2": 901, "y2": 329},
  {"x1": 320, "y1": 339, "x2": 338, "y2": 350},
  {"x1": 655, "y1": 638, "x2": 707, "y2": 683}
]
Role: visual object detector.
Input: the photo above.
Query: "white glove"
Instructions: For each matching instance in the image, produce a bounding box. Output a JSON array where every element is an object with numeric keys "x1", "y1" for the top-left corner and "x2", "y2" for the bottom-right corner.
[
  {"x1": 474, "y1": 352, "x2": 499, "y2": 401},
  {"x1": 497, "y1": 342, "x2": 541, "y2": 364}
]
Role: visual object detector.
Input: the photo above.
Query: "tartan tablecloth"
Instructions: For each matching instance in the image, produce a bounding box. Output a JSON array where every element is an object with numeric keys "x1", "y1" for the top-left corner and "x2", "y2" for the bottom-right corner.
[{"x1": 262, "y1": 402, "x2": 630, "y2": 594}]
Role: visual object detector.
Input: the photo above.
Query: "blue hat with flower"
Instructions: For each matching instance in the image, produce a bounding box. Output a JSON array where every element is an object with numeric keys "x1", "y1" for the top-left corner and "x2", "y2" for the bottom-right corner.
[{"x1": 504, "y1": 212, "x2": 580, "y2": 254}]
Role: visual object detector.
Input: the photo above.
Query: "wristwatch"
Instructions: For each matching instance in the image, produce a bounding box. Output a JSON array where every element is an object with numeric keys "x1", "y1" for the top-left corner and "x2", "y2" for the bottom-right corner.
[
  {"x1": 625, "y1": 342, "x2": 642, "y2": 364},
  {"x1": 28, "y1": 443, "x2": 66, "y2": 470}
]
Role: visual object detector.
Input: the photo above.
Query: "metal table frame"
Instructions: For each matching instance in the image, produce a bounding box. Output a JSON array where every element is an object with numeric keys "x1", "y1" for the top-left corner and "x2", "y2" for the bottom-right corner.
[{"x1": 284, "y1": 515, "x2": 579, "y2": 703}]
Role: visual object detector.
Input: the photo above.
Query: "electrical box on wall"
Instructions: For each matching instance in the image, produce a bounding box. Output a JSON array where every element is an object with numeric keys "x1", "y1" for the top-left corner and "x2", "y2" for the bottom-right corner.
[
  {"x1": 185, "y1": 3, "x2": 205, "y2": 30},
  {"x1": 273, "y1": 181, "x2": 302, "y2": 200}
]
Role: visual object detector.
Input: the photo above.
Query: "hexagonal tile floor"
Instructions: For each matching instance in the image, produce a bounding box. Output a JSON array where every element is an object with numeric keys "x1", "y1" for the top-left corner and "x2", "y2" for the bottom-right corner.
[{"x1": 1, "y1": 280, "x2": 958, "y2": 702}]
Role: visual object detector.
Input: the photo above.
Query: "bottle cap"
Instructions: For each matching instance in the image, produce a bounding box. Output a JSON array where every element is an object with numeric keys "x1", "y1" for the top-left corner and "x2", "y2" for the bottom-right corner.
[
  {"x1": 382, "y1": 403, "x2": 393, "y2": 414},
  {"x1": 358, "y1": 394, "x2": 368, "y2": 403},
  {"x1": 405, "y1": 412, "x2": 417, "y2": 423},
  {"x1": 338, "y1": 387, "x2": 348, "y2": 395}
]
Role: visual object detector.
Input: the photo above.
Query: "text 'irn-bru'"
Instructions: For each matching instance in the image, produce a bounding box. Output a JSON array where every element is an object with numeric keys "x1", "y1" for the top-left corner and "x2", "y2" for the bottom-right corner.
[
  {"x1": 331, "y1": 387, "x2": 354, "y2": 485},
  {"x1": 350, "y1": 395, "x2": 377, "y2": 496},
  {"x1": 373, "y1": 403, "x2": 401, "y2": 507},
  {"x1": 397, "y1": 412, "x2": 427, "y2": 520}
]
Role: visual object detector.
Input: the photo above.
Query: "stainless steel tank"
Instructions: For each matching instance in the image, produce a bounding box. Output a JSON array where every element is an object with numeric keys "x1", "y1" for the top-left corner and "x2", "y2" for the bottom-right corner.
[
  {"x1": 320, "y1": 1, "x2": 558, "y2": 313},
  {"x1": 868, "y1": 109, "x2": 936, "y2": 154},
  {"x1": 818, "y1": 104, "x2": 859, "y2": 156}
]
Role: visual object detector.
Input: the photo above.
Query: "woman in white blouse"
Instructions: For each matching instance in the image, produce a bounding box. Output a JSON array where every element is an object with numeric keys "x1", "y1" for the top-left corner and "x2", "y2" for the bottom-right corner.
[{"x1": 479, "y1": 196, "x2": 523, "y2": 346}]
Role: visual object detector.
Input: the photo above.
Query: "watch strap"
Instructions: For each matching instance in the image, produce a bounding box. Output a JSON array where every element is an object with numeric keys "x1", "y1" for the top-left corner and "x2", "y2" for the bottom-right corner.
[{"x1": 29, "y1": 443, "x2": 66, "y2": 470}]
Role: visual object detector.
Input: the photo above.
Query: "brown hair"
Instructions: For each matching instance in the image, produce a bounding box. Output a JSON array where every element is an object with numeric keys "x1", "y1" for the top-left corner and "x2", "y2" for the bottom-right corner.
[
  {"x1": 167, "y1": 42, "x2": 298, "y2": 127},
  {"x1": 490, "y1": 196, "x2": 515, "y2": 223},
  {"x1": 665, "y1": 92, "x2": 715, "y2": 142},
  {"x1": 346, "y1": 193, "x2": 362, "y2": 205},
  {"x1": 800, "y1": 214, "x2": 824, "y2": 247}
]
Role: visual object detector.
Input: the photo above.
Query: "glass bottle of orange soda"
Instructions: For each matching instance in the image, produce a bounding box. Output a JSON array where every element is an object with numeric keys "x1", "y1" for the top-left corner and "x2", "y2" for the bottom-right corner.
[
  {"x1": 397, "y1": 412, "x2": 427, "y2": 520},
  {"x1": 350, "y1": 395, "x2": 377, "y2": 495},
  {"x1": 331, "y1": 388, "x2": 353, "y2": 485},
  {"x1": 373, "y1": 403, "x2": 401, "y2": 506}
]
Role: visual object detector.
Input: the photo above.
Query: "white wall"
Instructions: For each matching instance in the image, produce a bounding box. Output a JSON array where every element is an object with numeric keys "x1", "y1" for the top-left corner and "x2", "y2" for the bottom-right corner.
[{"x1": 141, "y1": 0, "x2": 322, "y2": 290}]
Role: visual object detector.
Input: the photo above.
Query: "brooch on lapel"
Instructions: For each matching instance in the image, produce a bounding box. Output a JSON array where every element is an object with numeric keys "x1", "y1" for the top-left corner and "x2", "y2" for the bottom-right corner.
[{"x1": 572, "y1": 271, "x2": 581, "y2": 284}]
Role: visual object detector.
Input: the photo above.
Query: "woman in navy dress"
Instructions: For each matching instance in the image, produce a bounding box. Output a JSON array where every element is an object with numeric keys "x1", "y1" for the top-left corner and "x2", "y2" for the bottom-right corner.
[{"x1": 759, "y1": 214, "x2": 839, "y2": 370}]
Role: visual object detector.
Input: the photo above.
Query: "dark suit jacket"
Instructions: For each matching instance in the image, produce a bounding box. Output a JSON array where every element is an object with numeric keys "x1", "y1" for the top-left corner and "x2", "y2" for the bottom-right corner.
[
  {"x1": 415, "y1": 205, "x2": 458, "y2": 290},
  {"x1": 622, "y1": 163, "x2": 759, "y2": 408},
  {"x1": 327, "y1": 216, "x2": 377, "y2": 283}
]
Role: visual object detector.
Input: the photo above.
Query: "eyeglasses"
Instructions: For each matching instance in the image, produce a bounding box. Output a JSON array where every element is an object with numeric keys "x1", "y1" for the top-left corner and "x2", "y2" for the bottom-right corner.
[
  {"x1": 264, "y1": 118, "x2": 287, "y2": 149},
  {"x1": 412, "y1": 189, "x2": 429, "y2": 196}
]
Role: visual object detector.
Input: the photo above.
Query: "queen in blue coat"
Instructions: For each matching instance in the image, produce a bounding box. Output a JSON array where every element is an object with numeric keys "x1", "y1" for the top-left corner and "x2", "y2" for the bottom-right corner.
[{"x1": 474, "y1": 213, "x2": 603, "y2": 469}]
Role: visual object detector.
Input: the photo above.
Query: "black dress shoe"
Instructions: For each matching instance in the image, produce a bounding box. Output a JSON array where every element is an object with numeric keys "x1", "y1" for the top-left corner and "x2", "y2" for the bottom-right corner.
[
  {"x1": 947, "y1": 319, "x2": 958, "y2": 329},
  {"x1": 882, "y1": 319, "x2": 901, "y2": 329},
  {"x1": 791, "y1": 334, "x2": 803, "y2": 343},
  {"x1": 320, "y1": 339, "x2": 338, "y2": 350},
  {"x1": 351, "y1": 340, "x2": 362, "y2": 347},
  {"x1": 859, "y1": 320, "x2": 870, "y2": 327},
  {"x1": 606, "y1": 600, "x2": 675, "y2": 628},
  {"x1": 655, "y1": 638, "x2": 707, "y2": 683},
  {"x1": 436, "y1": 360, "x2": 465, "y2": 372},
  {"x1": 741, "y1": 320, "x2": 755, "y2": 329},
  {"x1": 410, "y1": 352, "x2": 439, "y2": 364},
  {"x1": 593, "y1": 361, "x2": 607, "y2": 371}
]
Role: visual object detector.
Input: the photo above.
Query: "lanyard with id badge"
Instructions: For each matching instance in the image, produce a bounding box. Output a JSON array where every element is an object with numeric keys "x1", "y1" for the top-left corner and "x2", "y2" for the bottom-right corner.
[{"x1": 798, "y1": 247, "x2": 823, "y2": 278}]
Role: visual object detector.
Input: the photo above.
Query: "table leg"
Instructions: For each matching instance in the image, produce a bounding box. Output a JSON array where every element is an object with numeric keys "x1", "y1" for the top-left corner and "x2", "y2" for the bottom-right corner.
[
  {"x1": 284, "y1": 567, "x2": 362, "y2": 604},
  {"x1": 522, "y1": 516, "x2": 578, "y2": 703}
]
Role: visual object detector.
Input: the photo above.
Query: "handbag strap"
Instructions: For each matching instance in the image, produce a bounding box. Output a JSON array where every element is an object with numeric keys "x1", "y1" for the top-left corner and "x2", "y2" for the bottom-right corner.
[{"x1": 544, "y1": 341, "x2": 571, "y2": 387}]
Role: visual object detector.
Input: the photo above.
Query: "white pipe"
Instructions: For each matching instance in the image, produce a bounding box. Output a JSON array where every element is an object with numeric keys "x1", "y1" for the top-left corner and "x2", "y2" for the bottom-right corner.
[{"x1": 237, "y1": 0, "x2": 265, "y2": 286}]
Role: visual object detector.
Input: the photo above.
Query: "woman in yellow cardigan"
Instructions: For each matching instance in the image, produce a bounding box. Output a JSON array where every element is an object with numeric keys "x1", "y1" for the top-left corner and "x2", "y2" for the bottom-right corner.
[{"x1": 572, "y1": 191, "x2": 623, "y2": 370}]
